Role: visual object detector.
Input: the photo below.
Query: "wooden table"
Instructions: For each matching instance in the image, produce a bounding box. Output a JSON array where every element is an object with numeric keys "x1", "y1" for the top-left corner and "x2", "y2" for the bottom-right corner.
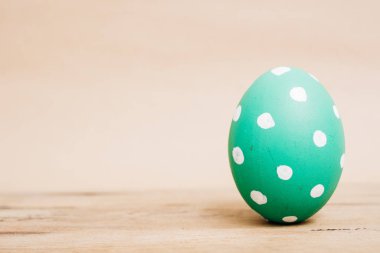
[{"x1": 0, "y1": 183, "x2": 379, "y2": 252}]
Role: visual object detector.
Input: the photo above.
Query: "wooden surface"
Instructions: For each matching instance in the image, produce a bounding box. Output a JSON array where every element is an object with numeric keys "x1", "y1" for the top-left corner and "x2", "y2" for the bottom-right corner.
[{"x1": 0, "y1": 183, "x2": 379, "y2": 252}]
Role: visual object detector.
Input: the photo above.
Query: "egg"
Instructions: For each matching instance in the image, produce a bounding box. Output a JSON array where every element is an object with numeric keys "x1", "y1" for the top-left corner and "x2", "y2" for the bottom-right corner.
[{"x1": 228, "y1": 67, "x2": 345, "y2": 224}]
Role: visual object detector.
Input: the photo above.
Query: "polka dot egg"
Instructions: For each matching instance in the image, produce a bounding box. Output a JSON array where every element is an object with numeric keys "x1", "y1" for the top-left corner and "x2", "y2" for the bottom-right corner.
[{"x1": 228, "y1": 67, "x2": 345, "y2": 224}]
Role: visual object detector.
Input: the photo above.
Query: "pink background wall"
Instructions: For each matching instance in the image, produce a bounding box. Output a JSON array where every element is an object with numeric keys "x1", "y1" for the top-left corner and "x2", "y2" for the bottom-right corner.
[{"x1": 1, "y1": 0, "x2": 379, "y2": 191}]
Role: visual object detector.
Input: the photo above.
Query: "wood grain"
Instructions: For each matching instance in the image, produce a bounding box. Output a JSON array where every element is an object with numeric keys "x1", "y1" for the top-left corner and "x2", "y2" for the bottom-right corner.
[{"x1": 0, "y1": 183, "x2": 379, "y2": 252}]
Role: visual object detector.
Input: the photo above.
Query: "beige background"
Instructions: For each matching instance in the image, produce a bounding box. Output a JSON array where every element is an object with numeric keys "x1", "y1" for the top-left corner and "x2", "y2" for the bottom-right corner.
[{"x1": 0, "y1": 0, "x2": 379, "y2": 192}]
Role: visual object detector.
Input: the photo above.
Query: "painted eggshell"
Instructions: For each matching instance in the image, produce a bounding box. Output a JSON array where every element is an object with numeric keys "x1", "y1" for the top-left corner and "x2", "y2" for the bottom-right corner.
[{"x1": 228, "y1": 67, "x2": 345, "y2": 224}]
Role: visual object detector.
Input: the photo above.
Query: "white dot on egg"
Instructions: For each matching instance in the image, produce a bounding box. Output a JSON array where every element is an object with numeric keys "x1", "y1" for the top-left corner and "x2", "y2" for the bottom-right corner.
[
  {"x1": 232, "y1": 147, "x2": 244, "y2": 165},
  {"x1": 333, "y1": 105, "x2": 340, "y2": 119},
  {"x1": 309, "y1": 73, "x2": 319, "y2": 82},
  {"x1": 250, "y1": 190, "x2": 267, "y2": 205},
  {"x1": 233, "y1": 105, "x2": 242, "y2": 122},
  {"x1": 313, "y1": 130, "x2": 327, "y2": 148},
  {"x1": 310, "y1": 184, "x2": 325, "y2": 198},
  {"x1": 290, "y1": 87, "x2": 307, "y2": 102},
  {"x1": 257, "y1": 113, "x2": 275, "y2": 129},
  {"x1": 271, "y1": 67, "x2": 291, "y2": 76},
  {"x1": 340, "y1": 153, "x2": 345, "y2": 169},
  {"x1": 282, "y1": 216, "x2": 298, "y2": 223},
  {"x1": 277, "y1": 165, "x2": 293, "y2": 180}
]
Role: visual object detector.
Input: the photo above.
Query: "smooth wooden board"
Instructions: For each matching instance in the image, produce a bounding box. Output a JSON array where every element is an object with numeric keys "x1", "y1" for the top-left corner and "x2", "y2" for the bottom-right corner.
[{"x1": 0, "y1": 183, "x2": 379, "y2": 252}]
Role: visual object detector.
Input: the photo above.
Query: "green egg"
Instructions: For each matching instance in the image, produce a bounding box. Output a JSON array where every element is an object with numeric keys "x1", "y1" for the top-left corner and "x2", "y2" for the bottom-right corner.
[{"x1": 228, "y1": 67, "x2": 345, "y2": 224}]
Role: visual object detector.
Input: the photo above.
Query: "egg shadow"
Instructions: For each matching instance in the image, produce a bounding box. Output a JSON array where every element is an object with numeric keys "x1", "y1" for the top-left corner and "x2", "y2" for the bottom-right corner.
[{"x1": 201, "y1": 201, "x2": 316, "y2": 228}]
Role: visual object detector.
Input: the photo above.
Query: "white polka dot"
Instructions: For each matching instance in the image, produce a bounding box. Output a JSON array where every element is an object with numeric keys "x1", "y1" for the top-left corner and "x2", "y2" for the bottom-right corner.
[
  {"x1": 313, "y1": 130, "x2": 327, "y2": 147},
  {"x1": 290, "y1": 87, "x2": 307, "y2": 102},
  {"x1": 250, "y1": 190, "x2": 267, "y2": 205},
  {"x1": 257, "y1": 113, "x2": 275, "y2": 129},
  {"x1": 232, "y1": 147, "x2": 244, "y2": 165},
  {"x1": 271, "y1": 67, "x2": 291, "y2": 76},
  {"x1": 309, "y1": 73, "x2": 319, "y2": 82},
  {"x1": 340, "y1": 153, "x2": 345, "y2": 169},
  {"x1": 233, "y1": 105, "x2": 241, "y2": 122},
  {"x1": 310, "y1": 184, "x2": 324, "y2": 198},
  {"x1": 333, "y1": 105, "x2": 340, "y2": 119},
  {"x1": 282, "y1": 216, "x2": 298, "y2": 223},
  {"x1": 277, "y1": 165, "x2": 293, "y2": 180}
]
